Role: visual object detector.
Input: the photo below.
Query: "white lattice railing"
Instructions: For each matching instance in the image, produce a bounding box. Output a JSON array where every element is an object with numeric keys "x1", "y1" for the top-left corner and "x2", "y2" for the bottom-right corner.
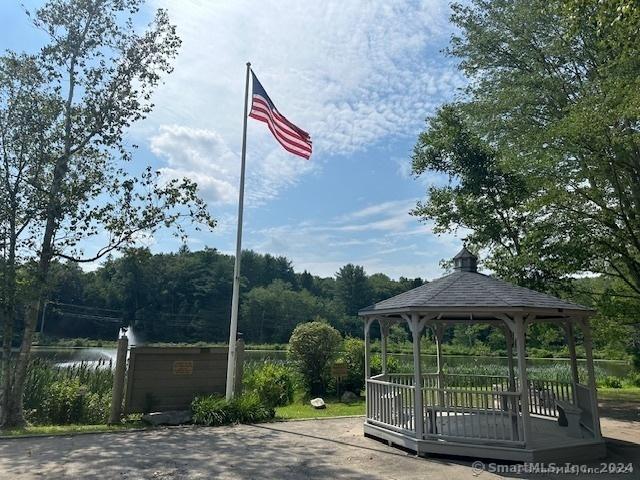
[{"x1": 366, "y1": 372, "x2": 576, "y2": 444}]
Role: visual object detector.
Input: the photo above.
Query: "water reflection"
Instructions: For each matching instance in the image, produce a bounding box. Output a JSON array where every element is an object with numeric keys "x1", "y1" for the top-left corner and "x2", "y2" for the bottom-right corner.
[{"x1": 28, "y1": 346, "x2": 631, "y2": 378}]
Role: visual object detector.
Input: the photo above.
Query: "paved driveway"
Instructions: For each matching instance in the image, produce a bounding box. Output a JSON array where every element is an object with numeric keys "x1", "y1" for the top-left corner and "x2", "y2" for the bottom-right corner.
[{"x1": 0, "y1": 416, "x2": 638, "y2": 479}]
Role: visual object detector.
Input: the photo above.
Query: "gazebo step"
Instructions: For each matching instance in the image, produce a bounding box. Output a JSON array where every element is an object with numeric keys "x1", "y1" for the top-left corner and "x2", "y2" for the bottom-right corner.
[{"x1": 364, "y1": 422, "x2": 606, "y2": 463}]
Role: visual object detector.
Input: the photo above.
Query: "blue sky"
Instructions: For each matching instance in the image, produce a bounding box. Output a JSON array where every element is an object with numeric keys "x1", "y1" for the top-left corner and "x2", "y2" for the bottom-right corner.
[{"x1": 1, "y1": 0, "x2": 467, "y2": 280}]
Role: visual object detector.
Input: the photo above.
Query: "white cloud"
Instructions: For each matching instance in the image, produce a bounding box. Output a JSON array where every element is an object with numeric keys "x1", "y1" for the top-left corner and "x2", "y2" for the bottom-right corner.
[
  {"x1": 342, "y1": 199, "x2": 416, "y2": 221},
  {"x1": 249, "y1": 198, "x2": 464, "y2": 279},
  {"x1": 150, "y1": 124, "x2": 314, "y2": 206},
  {"x1": 151, "y1": 125, "x2": 239, "y2": 204},
  {"x1": 394, "y1": 157, "x2": 414, "y2": 180},
  {"x1": 330, "y1": 199, "x2": 420, "y2": 233},
  {"x1": 137, "y1": 0, "x2": 462, "y2": 202}
]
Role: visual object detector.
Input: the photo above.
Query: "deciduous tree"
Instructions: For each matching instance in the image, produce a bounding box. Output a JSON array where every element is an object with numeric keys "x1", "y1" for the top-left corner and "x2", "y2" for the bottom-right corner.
[
  {"x1": 0, "y1": 0, "x2": 214, "y2": 427},
  {"x1": 413, "y1": 0, "x2": 640, "y2": 292}
]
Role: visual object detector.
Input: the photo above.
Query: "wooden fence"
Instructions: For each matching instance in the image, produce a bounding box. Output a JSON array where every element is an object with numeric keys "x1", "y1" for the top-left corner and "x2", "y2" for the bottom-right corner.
[{"x1": 124, "y1": 342, "x2": 244, "y2": 413}]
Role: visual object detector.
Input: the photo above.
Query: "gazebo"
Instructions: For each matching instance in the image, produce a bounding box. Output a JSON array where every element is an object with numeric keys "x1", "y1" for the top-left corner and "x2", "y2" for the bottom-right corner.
[{"x1": 359, "y1": 247, "x2": 605, "y2": 462}]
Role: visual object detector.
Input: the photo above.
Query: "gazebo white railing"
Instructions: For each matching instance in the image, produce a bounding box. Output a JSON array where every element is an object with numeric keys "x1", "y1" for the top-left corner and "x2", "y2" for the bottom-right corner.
[{"x1": 366, "y1": 372, "x2": 576, "y2": 441}]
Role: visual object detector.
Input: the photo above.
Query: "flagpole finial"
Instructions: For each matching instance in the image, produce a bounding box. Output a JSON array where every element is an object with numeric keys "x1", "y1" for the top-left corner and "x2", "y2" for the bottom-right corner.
[{"x1": 246, "y1": 61, "x2": 251, "y2": 67}]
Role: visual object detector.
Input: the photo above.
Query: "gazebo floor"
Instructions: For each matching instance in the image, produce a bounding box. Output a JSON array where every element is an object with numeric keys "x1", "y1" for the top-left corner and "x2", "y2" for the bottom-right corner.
[{"x1": 364, "y1": 413, "x2": 607, "y2": 463}]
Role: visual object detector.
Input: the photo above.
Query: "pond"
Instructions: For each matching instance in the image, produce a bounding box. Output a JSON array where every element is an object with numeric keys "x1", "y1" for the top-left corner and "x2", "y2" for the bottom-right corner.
[{"x1": 30, "y1": 346, "x2": 632, "y2": 378}]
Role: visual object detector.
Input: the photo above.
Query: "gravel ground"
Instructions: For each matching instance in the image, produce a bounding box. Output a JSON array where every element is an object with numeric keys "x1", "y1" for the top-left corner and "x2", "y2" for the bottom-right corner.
[{"x1": 0, "y1": 413, "x2": 638, "y2": 480}]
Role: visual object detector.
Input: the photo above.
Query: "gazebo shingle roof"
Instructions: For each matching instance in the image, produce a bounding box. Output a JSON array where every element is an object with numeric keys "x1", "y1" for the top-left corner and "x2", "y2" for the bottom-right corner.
[{"x1": 359, "y1": 270, "x2": 591, "y2": 315}]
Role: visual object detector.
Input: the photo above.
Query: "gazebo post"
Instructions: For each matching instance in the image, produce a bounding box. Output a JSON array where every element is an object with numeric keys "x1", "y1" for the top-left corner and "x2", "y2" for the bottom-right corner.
[
  {"x1": 434, "y1": 323, "x2": 445, "y2": 406},
  {"x1": 564, "y1": 321, "x2": 580, "y2": 402},
  {"x1": 504, "y1": 326, "x2": 518, "y2": 437},
  {"x1": 364, "y1": 317, "x2": 374, "y2": 379},
  {"x1": 514, "y1": 314, "x2": 532, "y2": 445},
  {"x1": 408, "y1": 313, "x2": 425, "y2": 441},
  {"x1": 505, "y1": 327, "x2": 516, "y2": 391},
  {"x1": 379, "y1": 318, "x2": 390, "y2": 376},
  {"x1": 581, "y1": 317, "x2": 602, "y2": 440}
]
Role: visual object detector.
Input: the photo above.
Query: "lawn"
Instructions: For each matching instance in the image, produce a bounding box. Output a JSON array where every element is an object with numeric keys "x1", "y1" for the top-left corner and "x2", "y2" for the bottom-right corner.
[
  {"x1": 276, "y1": 399, "x2": 365, "y2": 420},
  {"x1": 0, "y1": 422, "x2": 146, "y2": 438},
  {"x1": 598, "y1": 387, "x2": 640, "y2": 402},
  {"x1": 274, "y1": 387, "x2": 640, "y2": 421},
  {"x1": 2, "y1": 388, "x2": 636, "y2": 437},
  {"x1": 0, "y1": 403, "x2": 367, "y2": 437}
]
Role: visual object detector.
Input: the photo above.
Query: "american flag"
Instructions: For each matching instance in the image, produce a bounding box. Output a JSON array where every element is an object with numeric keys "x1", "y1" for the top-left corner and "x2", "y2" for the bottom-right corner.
[{"x1": 248, "y1": 72, "x2": 312, "y2": 160}]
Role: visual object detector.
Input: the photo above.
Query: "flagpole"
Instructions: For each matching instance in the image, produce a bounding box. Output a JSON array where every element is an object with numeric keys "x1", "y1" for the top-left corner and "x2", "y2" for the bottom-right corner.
[{"x1": 226, "y1": 61, "x2": 251, "y2": 401}]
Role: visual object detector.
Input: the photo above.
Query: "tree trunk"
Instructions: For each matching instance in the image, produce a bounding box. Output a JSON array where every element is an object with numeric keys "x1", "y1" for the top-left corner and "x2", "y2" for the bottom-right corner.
[
  {"x1": 3, "y1": 303, "x2": 39, "y2": 427},
  {"x1": 0, "y1": 309, "x2": 12, "y2": 426},
  {"x1": 3, "y1": 171, "x2": 62, "y2": 427},
  {"x1": 0, "y1": 224, "x2": 17, "y2": 426}
]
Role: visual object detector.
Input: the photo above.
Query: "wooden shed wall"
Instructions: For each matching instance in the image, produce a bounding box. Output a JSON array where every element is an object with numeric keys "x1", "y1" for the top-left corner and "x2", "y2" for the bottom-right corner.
[{"x1": 124, "y1": 343, "x2": 244, "y2": 413}]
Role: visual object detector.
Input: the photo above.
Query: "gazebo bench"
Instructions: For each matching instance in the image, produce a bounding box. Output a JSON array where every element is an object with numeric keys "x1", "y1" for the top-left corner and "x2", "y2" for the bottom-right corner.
[{"x1": 555, "y1": 400, "x2": 583, "y2": 438}]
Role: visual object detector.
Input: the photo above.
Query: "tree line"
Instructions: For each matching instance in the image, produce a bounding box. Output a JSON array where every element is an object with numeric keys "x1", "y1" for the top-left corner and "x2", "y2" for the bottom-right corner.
[
  {"x1": 37, "y1": 247, "x2": 637, "y2": 365},
  {"x1": 40, "y1": 247, "x2": 423, "y2": 343}
]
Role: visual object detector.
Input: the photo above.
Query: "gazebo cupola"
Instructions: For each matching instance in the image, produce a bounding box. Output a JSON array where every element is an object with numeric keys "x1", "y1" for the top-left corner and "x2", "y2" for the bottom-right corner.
[
  {"x1": 359, "y1": 245, "x2": 605, "y2": 463},
  {"x1": 453, "y1": 246, "x2": 477, "y2": 272}
]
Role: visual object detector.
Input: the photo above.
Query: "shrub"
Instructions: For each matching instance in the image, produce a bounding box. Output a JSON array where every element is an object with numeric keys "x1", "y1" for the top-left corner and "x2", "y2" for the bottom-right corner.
[
  {"x1": 244, "y1": 361, "x2": 294, "y2": 408},
  {"x1": 631, "y1": 352, "x2": 640, "y2": 370},
  {"x1": 191, "y1": 395, "x2": 229, "y2": 426},
  {"x1": 289, "y1": 320, "x2": 342, "y2": 395},
  {"x1": 230, "y1": 393, "x2": 275, "y2": 423},
  {"x1": 42, "y1": 379, "x2": 86, "y2": 424},
  {"x1": 84, "y1": 391, "x2": 111, "y2": 424},
  {"x1": 627, "y1": 372, "x2": 640, "y2": 387},
  {"x1": 527, "y1": 347, "x2": 555, "y2": 359},
  {"x1": 469, "y1": 343, "x2": 492, "y2": 356},
  {"x1": 342, "y1": 337, "x2": 365, "y2": 393},
  {"x1": 191, "y1": 393, "x2": 274, "y2": 426},
  {"x1": 370, "y1": 354, "x2": 405, "y2": 376},
  {"x1": 600, "y1": 376, "x2": 623, "y2": 389},
  {"x1": 19, "y1": 359, "x2": 113, "y2": 425},
  {"x1": 33, "y1": 378, "x2": 111, "y2": 425}
]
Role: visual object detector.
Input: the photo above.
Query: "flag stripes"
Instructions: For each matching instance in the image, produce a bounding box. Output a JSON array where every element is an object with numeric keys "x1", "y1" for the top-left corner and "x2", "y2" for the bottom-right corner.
[{"x1": 248, "y1": 72, "x2": 312, "y2": 159}]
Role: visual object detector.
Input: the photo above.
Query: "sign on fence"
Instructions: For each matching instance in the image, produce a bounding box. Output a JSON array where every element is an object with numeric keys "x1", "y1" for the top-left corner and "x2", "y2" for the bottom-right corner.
[
  {"x1": 331, "y1": 362, "x2": 348, "y2": 379},
  {"x1": 172, "y1": 360, "x2": 194, "y2": 375},
  {"x1": 331, "y1": 361, "x2": 349, "y2": 398}
]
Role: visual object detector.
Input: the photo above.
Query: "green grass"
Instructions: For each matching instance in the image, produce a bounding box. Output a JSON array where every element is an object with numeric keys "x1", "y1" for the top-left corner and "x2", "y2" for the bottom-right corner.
[
  {"x1": 0, "y1": 421, "x2": 146, "y2": 437},
  {"x1": 137, "y1": 341, "x2": 289, "y2": 351},
  {"x1": 33, "y1": 335, "x2": 118, "y2": 348},
  {"x1": 274, "y1": 387, "x2": 640, "y2": 421},
  {"x1": 33, "y1": 336, "x2": 290, "y2": 351},
  {"x1": 2, "y1": 389, "x2": 636, "y2": 436},
  {"x1": 20, "y1": 358, "x2": 114, "y2": 425},
  {"x1": 275, "y1": 398, "x2": 365, "y2": 420},
  {"x1": 274, "y1": 388, "x2": 640, "y2": 421},
  {"x1": 598, "y1": 387, "x2": 640, "y2": 402}
]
